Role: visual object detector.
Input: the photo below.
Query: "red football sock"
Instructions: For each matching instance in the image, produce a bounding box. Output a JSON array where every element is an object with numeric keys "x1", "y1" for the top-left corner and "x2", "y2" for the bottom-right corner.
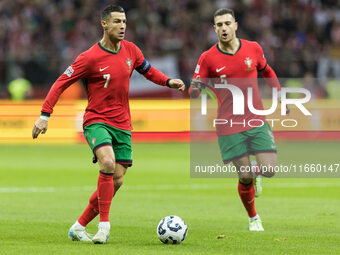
[
  {"x1": 78, "y1": 190, "x2": 99, "y2": 227},
  {"x1": 238, "y1": 181, "x2": 257, "y2": 217},
  {"x1": 97, "y1": 171, "x2": 114, "y2": 222}
]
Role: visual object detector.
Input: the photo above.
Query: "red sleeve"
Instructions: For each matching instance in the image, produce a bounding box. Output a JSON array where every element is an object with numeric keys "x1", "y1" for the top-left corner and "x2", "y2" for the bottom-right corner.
[
  {"x1": 255, "y1": 42, "x2": 267, "y2": 72},
  {"x1": 132, "y1": 44, "x2": 144, "y2": 69},
  {"x1": 143, "y1": 66, "x2": 170, "y2": 86},
  {"x1": 261, "y1": 64, "x2": 281, "y2": 91},
  {"x1": 255, "y1": 43, "x2": 281, "y2": 90},
  {"x1": 41, "y1": 53, "x2": 89, "y2": 115},
  {"x1": 133, "y1": 44, "x2": 170, "y2": 86},
  {"x1": 193, "y1": 52, "x2": 209, "y2": 79},
  {"x1": 189, "y1": 53, "x2": 210, "y2": 97}
]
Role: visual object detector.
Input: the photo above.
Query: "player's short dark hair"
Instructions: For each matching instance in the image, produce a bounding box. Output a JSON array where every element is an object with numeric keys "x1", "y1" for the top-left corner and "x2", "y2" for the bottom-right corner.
[
  {"x1": 101, "y1": 5, "x2": 125, "y2": 21},
  {"x1": 214, "y1": 8, "x2": 235, "y2": 23}
]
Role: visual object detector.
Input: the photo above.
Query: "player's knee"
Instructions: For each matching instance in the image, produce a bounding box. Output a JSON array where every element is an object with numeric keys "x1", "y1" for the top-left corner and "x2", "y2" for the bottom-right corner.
[
  {"x1": 260, "y1": 162, "x2": 276, "y2": 178},
  {"x1": 238, "y1": 170, "x2": 253, "y2": 181},
  {"x1": 262, "y1": 169, "x2": 275, "y2": 178},
  {"x1": 239, "y1": 177, "x2": 253, "y2": 185},
  {"x1": 101, "y1": 158, "x2": 116, "y2": 173}
]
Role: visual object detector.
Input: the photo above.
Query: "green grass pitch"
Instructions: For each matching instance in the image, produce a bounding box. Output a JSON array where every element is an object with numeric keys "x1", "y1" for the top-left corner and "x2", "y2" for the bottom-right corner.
[{"x1": 0, "y1": 142, "x2": 339, "y2": 255}]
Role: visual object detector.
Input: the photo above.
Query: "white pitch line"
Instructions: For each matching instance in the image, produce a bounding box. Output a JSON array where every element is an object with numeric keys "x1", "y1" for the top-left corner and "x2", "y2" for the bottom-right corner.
[
  {"x1": 0, "y1": 186, "x2": 94, "y2": 193},
  {"x1": 0, "y1": 181, "x2": 340, "y2": 193}
]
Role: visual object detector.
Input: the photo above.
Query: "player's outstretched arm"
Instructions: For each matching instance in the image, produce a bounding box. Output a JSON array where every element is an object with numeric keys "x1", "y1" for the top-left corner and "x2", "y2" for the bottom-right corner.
[
  {"x1": 261, "y1": 65, "x2": 290, "y2": 115},
  {"x1": 32, "y1": 117, "x2": 48, "y2": 139},
  {"x1": 32, "y1": 53, "x2": 89, "y2": 139},
  {"x1": 167, "y1": 79, "x2": 185, "y2": 91},
  {"x1": 139, "y1": 63, "x2": 185, "y2": 92}
]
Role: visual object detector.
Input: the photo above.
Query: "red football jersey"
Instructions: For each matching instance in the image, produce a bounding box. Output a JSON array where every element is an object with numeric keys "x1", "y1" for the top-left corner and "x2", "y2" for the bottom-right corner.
[
  {"x1": 193, "y1": 39, "x2": 276, "y2": 135},
  {"x1": 42, "y1": 40, "x2": 169, "y2": 130}
]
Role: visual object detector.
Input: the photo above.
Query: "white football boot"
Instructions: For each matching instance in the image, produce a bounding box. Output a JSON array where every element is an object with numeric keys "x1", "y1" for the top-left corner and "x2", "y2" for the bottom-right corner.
[
  {"x1": 251, "y1": 160, "x2": 262, "y2": 197},
  {"x1": 254, "y1": 175, "x2": 262, "y2": 198},
  {"x1": 249, "y1": 215, "x2": 264, "y2": 231},
  {"x1": 68, "y1": 226, "x2": 92, "y2": 242},
  {"x1": 92, "y1": 225, "x2": 110, "y2": 244}
]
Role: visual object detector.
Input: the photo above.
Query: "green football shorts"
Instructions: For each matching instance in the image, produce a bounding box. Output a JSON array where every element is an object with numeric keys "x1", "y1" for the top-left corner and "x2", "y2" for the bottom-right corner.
[
  {"x1": 218, "y1": 123, "x2": 277, "y2": 164},
  {"x1": 83, "y1": 122, "x2": 132, "y2": 166}
]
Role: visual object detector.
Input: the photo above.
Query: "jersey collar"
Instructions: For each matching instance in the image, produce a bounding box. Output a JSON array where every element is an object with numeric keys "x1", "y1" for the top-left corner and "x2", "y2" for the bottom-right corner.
[
  {"x1": 216, "y1": 39, "x2": 241, "y2": 56},
  {"x1": 98, "y1": 41, "x2": 121, "y2": 54}
]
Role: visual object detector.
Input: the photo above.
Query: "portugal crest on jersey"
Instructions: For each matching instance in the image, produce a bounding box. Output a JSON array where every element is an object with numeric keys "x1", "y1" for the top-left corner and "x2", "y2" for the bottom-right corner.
[
  {"x1": 91, "y1": 138, "x2": 96, "y2": 146},
  {"x1": 126, "y1": 58, "x2": 132, "y2": 71},
  {"x1": 244, "y1": 57, "x2": 253, "y2": 72}
]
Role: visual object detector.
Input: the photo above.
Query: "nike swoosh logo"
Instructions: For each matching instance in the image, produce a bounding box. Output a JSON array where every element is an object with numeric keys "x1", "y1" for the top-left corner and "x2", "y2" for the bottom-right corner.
[
  {"x1": 216, "y1": 66, "x2": 225, "y2": 72},
  {"x1": 247, "y1": 198, "x2": 255, "y2": 204},
  {"x1": 99, "y1": 66, "x2": 109, "y2": 72}
]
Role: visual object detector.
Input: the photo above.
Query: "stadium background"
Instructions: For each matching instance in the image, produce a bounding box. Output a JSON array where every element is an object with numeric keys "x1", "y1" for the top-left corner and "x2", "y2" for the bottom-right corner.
[
  {"x1": 1, "y1": 0, "x2": 340, "y2": 97},
  {"x1": 0, "y1": 1, "x2": 339, "y2": 254},
  {"x1": 0, "y1": 0, "x2": 339, "y2": 143}
]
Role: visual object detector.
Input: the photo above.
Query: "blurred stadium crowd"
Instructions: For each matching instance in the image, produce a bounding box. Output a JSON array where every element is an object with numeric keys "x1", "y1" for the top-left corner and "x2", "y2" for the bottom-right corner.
[{"x1": 0, "y1": 0, "x2": 339, "y2": 99}]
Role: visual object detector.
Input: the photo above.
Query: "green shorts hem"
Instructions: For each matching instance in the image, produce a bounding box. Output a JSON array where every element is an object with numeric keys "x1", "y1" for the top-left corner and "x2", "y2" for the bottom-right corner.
[
  {"x1": 219, "y1": 123, "x2": 277, "y2": 164},
  {"x1": 222, "y1": 149, "x2": 277, "y2": 164}
]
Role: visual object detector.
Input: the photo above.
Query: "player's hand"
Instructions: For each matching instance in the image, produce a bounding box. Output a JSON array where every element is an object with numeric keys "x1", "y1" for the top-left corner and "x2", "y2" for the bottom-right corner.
[
  {"x1": 168, "y1": 79, "x2": 185, "y2": 91},
  {"x1": 189, "y1": 78, "x2": 203, "y2": 98},
  {"x1": 285, "y1": 104, "x2": 290, "y2": 115},
  {"x1": 279, "y1": 101, "x2": 290, "y2": 115},
  {"x1": 32, "y1": 118, "x2": 48, "y2": 139},
  {"x1": 190, "y1": 78, "x2": 201, "y2": 89}
]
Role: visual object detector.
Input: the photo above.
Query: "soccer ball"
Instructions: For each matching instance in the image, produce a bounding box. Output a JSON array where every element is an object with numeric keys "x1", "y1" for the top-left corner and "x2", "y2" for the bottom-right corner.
[{"x1": 157, "y1": 215, "x2": 187, "y2": 244}]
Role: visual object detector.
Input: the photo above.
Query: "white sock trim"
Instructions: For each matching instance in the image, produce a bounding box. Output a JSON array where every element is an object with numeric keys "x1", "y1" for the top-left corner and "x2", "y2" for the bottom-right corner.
[
  {"x1": 99, "y1": 221, "x2": 110, "y2": 229},
  {"x1": 72, "y1": 220, "x2": 85, "y2": 230},
  {"x1": 249, "y1": 214, "x2": 259, "y2": 220}
]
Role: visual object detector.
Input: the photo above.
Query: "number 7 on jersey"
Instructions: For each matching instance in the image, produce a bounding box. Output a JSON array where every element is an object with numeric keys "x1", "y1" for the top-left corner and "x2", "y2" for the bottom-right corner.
[{"x1": 103, "y1": 74, "x2": 110, "y2": 88}]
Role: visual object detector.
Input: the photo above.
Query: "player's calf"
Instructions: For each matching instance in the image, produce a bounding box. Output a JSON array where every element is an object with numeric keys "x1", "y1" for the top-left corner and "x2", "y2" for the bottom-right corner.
[
  {"x1": 113, "y1": 176, "x2": 124, "y2": 194},
  {"x1": 112, "y1": 163, "x2": 128, "y2": 194}
]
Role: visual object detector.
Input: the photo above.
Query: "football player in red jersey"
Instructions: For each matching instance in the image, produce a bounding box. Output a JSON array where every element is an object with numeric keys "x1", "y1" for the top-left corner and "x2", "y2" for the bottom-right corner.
[
  {"x1": 32, "y1": 5, "x2": 185, "y2": 244},
  {"x1": 190, "y1": 8, "x2": 288, "y2": 231}
]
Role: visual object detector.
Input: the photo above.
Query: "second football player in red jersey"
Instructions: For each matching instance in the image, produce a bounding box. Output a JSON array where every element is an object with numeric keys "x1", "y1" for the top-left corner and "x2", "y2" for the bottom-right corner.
[
  {"x1": 32, "y1": 5, "x2": 185, "y2": 244},
  {"x1": 191, "y1": 8, "x2": 288, "y2": 231}
]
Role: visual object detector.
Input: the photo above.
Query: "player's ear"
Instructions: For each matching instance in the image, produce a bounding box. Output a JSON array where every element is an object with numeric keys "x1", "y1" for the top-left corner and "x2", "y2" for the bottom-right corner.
[
  {"x1": 214, "y1": 24, "x2": 217, "y2": 34},
  {"x1": 101, "y1": 20, "x2": 107, "y2": 30},
  {"x1": 235, "y1": 21, "x2": 238, "y2": 31}
]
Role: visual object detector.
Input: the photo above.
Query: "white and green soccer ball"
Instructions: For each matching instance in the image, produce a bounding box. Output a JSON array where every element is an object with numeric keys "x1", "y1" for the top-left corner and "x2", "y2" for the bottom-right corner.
[{"x1": 157, "y1": 215, "x2": 187, "y2": 244}]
